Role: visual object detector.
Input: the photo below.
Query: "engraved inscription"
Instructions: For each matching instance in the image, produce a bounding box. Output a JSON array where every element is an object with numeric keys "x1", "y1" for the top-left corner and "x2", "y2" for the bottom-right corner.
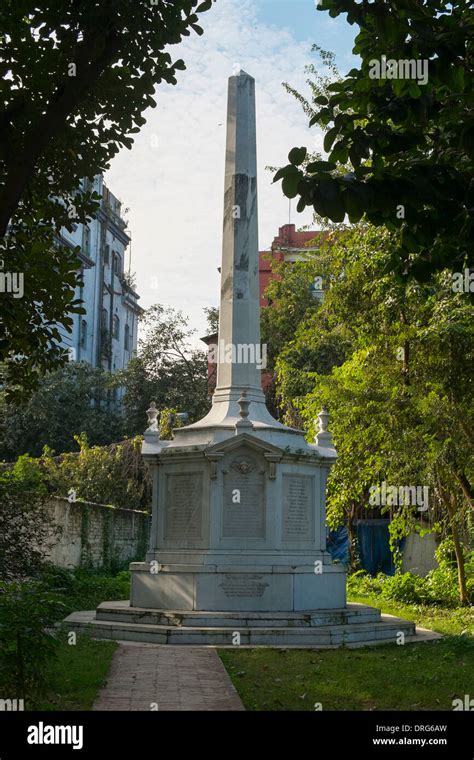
[
  {"x1": 165, "y1": 473, "x2": 203, "y2": 541},
  {"x1": 282, "y1": 475, "x2": 314, "y2": 540},
  {"x1": 223, "y1": 458, "x2": 265, "y2": 539},
  {"x1": 219, "y1": 574, "x2": 269, "y2": 598}
]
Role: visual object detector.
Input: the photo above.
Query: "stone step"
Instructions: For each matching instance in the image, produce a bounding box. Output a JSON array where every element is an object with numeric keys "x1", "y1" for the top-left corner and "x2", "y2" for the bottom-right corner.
[
  {"x1": 64, "y1": 610, "x2": 416, "y2": 647},
  {"x1": 95, "y1": 601, "x2": 382, "y2": 628}
]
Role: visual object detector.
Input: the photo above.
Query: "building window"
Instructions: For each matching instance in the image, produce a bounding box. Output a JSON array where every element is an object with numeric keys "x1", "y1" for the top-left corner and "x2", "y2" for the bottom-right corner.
[
  {"x1": 101, "y1": 308, "x2": 108, "y2": 330},
  {"x1": 83, "y1": 225, "x2": 91, "y2": 255},
  {"x1": 104, "y1": 243, "x2": 110, "y2": 265},
  {"x1": 80, "y1": 319, "x2": 87, "y2": 349},
  {"x1": 124, "y1": 323, "x2": 130, "y2": 351},
  {"x1": 113, "y1": 252, "x2": 121, "y2": 276},
  {"x1": 112, "y1": 314, "x2": 120, "y2": 340}
]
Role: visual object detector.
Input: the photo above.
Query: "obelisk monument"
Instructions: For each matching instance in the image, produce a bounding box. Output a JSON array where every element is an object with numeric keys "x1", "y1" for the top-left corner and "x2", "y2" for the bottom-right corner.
[
  {"x1": 185, "y1": 70, "x2": 284, "y2": 431},
  {"x1": 66, "y1": 72, "x2": 418, "y2": 646}
]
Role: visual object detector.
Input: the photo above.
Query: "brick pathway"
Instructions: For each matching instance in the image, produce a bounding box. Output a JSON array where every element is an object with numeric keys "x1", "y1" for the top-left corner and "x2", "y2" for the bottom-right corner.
[{"x1": 92, "y1": 644, "x2": 244, "y2": 711}]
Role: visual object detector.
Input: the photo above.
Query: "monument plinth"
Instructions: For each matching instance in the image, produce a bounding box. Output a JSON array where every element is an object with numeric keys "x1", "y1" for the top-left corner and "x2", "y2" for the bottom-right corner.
[{"x1": 65, "y1": 73, "x2": 419, "y2": 646}]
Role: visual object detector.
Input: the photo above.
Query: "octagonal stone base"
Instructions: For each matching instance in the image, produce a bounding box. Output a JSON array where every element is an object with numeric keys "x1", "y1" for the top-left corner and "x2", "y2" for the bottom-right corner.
[{"x1": 130, "y1": 561, "x2": 346, "y2": 612}]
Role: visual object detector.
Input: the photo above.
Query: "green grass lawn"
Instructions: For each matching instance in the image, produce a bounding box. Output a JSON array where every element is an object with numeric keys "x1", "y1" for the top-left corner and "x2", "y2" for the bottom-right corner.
[
  {"x1": 17, "y1": 567, "x2": 127, "y2": 709},
  {"x1": 219, "y1": 599, "x2": 474, "y2": 711},
  {"x1": 348, "y1": 592, "x2": 473, "y2": 636},
  {"x1": 30, "y1": 633, "x2": 118, "y2": 711}
]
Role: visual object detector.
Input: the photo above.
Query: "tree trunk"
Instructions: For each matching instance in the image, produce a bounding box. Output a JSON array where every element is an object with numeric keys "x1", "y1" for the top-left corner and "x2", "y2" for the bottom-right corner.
[
  {"x1": 347, "y1": 500, "x2": 359, "y2": 572},
  {"x1": 445, "y1": 490, "x2": 470, "y2": 606}
]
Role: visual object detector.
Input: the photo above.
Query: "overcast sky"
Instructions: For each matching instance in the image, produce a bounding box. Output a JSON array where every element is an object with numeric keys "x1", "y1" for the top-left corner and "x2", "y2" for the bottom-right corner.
[{"x1": 105, "y1": 0, "x2": 358, "y2": 343}]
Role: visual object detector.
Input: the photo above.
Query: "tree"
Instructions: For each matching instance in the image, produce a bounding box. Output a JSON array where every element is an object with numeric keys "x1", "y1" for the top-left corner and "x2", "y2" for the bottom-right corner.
[
  {"x1": 267, "y1": 46, "x2": 350, "y2": 234},
  {"x1": 0, "y1": 0, "x2": 215, "y2": 392},
  {"x1": 0, "y1": 475, "x2": 57, "y2": 582},
  {"x1": 0, "y1": 362, "x2": 124, "y2": 460},
  {"x1": 275, "y1": 0, "x2": 474, "y2": 280},
  {"x1": 203, "y1": 306, "x2": 219, "y2": 335},
  {"x1": 119, "y1": 304, "x2": 210, "y2": 436},
  {"x1": 272, "y1": 225, "x2": 473, "y2": 602}
]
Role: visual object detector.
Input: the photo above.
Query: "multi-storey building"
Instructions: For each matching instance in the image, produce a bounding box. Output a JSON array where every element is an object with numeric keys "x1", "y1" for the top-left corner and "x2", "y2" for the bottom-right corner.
[
  {"x1": 259, "y1": 224, "x2": 327, "y2": 305},
  {"x1": 58, "y1": 176, "x2": 142, "y2": 375}
]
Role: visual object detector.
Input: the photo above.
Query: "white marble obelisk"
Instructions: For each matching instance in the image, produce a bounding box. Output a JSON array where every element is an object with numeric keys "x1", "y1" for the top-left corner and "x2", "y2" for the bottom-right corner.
[
  {"x1": 183, "y1": 70, "x2": 281, "y2": 432},
  {"x1": 216, "y1": 71, "x2": 262, "y2": 398}
]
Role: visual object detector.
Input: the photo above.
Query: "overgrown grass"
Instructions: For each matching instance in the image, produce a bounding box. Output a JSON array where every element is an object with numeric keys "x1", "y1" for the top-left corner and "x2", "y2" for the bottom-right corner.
[
  {"x1": 0, "y1": 566, "x2": 128, "y2": 710},
  {"x1": 31, "y1": 633, "x2": 117, "y2": 711},
  {"x1": 348, "y1": 592, "x2": 473, "y2": 636},
  {"x1": 219, "y1": 599, "x2": 474, "y2": 711},
  {"x1": 347, "y1": 565, "x2": 473, "y2": 608},
  {"x1": 37, "y1": 564, "x2": 131, "y2": 615}
]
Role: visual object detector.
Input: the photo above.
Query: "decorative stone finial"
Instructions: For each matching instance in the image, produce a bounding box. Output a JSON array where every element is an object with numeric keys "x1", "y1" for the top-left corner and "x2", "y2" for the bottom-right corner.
[
  {"x1": 238, "y1": 390, "x2": 250, "y2": 419},
  {"x1": 146, "y1": 401, "x2": 159, "y2": 434},
  {"x1": 315, "y1": 406, "x2": 333, "y2": 447},
  {"x1": 235, "y1": 390, "x2": 253, "y2": 433}
]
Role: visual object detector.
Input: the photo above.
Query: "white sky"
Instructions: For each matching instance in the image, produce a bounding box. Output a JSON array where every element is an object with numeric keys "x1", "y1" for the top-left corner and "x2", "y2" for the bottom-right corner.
[{"x1": 105, "y1": 0, "x2": 357, "y2": 344}]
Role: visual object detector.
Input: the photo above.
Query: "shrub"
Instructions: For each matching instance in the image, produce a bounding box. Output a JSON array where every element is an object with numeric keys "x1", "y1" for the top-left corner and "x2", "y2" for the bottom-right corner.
[
  {"x1": 0, "y1": 476, "x2": 58, "y2": 582},
  {"x1": 0, "y1": 581, "x2": 65, "y2": 698},
  {"x1": 36, "y1": 565, "x2": 131, "y2": 615},
  {"x1": 348, "y1": 566, "x2": 473, "y2": 607},
  {"x1": 9, "y1": 454, "x2": 48, "y2": 494},
  {"x1": 42, "y1": 434, "x2": 151, "y2": 509}
]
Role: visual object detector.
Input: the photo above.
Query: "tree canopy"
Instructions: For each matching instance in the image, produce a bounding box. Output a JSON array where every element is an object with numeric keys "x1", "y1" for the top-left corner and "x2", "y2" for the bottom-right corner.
[
  {"x1": 269, "y1": 225, "x2": 473, "y2": 602},
  {"x1": 118, "y1": 304, "x2": 210, "y2": 437},
  {"x1": 0, "y1": 0, "x2": 214, "y2": 393},
  {"x1": 275, "y1": 0, "x2": 473, "y2": 280}
]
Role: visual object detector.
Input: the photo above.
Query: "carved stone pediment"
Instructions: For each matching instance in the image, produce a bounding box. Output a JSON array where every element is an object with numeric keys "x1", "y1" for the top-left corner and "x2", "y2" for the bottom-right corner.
[
  {"x1": 205, "y1": 435, "x2": 283, "y2": 480},
  {"x1": 205, "y1": 432, "x2": 284, "y2": 459}
]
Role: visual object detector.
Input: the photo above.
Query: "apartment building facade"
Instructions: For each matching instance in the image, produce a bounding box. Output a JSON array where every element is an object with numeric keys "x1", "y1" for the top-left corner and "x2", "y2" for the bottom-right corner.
[{"x1": 58, "y1": 176, "x2": 142, "y2": 374}]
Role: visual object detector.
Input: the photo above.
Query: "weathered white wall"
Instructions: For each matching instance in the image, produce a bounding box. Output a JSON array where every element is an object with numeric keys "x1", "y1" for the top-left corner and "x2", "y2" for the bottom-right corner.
[
  {"x1": 402, "y1": 532, "x2": 439, "y2": 577},
  {"x1": 44, "y1": 497, "x2": 150, "y2": 569}
]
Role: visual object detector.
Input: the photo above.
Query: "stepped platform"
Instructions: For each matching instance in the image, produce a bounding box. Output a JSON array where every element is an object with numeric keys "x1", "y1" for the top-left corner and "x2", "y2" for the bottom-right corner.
[{"x1": 64, "y1": 601, "x2": 439, "y2": 648}]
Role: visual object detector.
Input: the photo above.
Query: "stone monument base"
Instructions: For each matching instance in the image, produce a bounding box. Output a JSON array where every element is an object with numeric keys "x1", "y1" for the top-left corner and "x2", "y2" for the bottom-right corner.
[
  {"x1": 64, "y1": 601, "x2": 436, "y2": 647},
  {"x1": 129, "y1": 559, "x2": 346, "y2": 612}
]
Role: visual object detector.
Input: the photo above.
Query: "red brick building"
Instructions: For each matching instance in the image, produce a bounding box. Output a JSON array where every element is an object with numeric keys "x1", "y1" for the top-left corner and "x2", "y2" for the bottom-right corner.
[{"x1": 259, "y1": 224, "x2": 326, "y2": 306}]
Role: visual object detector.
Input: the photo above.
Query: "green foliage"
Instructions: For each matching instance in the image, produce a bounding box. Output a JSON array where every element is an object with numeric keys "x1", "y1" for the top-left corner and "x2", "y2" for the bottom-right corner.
[
  {"x1": 159, "y1": 408, "x2": 184, "y2": 440},
  {"x1": 0, "y1": 565, "x2": 129, "y2": 703},
  {"x1": 0, "y1": 475, "x2": 57, "y2": 582},
  {"x1": 31, "y1": 634, "x2": 118, "y2": 711},
  {"x1": 37, "y1": 565, "x2": 130, "y2": 615},
  {"x1": 278, "y1": 1, "x2": 474, "y2": 279},
  {"x1": 269, "y1": 46, "x2": 350, "y2": 232},
  {"x1": 118, "y1": 304, "x2": 210, "y2": 436},
  {"x1": 7, "y1": 454, "x2": 48, "y2": 494},
  {"x1": 42, "y1": 434, "x2": 151, "y2": 509},
  {"x1": 270, "y1": 224, "x2": 472, "y2": 601},
  {"x1": 220, "y1": 634, "x2": 474, "y2": 711},
  {"x1": 0, "y1": 0, "x2": 215, "y2": 392},
  {"x1": 1, "y1": 433, "x2": 152, "y2": 510},
  {"x1": 203, "y1": 306, "x2": 219, "y2": 335},
  {"x1": 348, "y1": 567, "x2": 473, "y2": 608},
  {"x1": 0, "y1": 581, "x2": 65, "y2": 697},
  {"x1": 0, "y1": 362, "x2": 124, "y2": 460}
]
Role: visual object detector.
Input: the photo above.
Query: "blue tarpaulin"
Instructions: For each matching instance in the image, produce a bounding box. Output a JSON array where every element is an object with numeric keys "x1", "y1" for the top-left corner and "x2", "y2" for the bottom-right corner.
[{"x1": 327, "y1": 519, "x2": 398, "y2": 576}]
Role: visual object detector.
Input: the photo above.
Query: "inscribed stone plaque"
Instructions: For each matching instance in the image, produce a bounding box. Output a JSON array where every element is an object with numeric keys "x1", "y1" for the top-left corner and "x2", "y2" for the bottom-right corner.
[
  {"x1": 282, "y1": 475, "x2": 314, "y2": 540},
  {"x1": 222, "y1": 457, "x2": 265, "y2": 539},
  {"x1": 165, "y1": 472, "x2": 203, "y2": 541},
  {"x1": 219, "y1": 574, "x2": 269, "y2": 598}
]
